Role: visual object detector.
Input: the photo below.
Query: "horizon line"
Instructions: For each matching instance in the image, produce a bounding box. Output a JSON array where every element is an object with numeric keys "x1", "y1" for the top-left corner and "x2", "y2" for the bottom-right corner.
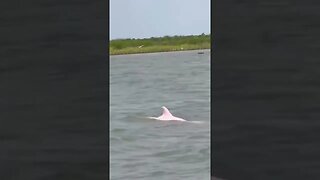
[{"x1": 110, "y1": 33, "x2": 211, "y2": 41}]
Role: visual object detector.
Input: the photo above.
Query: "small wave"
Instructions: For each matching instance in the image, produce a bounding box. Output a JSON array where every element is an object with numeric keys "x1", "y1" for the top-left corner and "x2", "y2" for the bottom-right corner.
[
  {"x1": 146, "y1": 117, "x2": 204, "y2": 124},
  {"x1": 185, "y1": 121, "x2": 204, "y2": 124}
]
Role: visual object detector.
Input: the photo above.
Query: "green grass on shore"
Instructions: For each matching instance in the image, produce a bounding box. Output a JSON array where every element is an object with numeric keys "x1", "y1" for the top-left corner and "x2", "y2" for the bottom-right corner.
[{"x1": 110, "y1": 34, "x2": 211, "y2": 55}]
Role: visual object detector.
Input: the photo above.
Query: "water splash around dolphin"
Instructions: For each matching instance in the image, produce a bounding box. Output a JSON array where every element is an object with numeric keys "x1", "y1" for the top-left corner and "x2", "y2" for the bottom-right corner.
[{"x1": 147, "y1": 106, "x2": 203, "y2": 124}]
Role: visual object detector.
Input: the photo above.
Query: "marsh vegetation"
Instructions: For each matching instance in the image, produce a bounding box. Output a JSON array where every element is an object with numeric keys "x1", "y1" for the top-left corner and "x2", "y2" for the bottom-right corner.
[{"x1": 110, "y1": 34, "x2": 211, "y2": 55}]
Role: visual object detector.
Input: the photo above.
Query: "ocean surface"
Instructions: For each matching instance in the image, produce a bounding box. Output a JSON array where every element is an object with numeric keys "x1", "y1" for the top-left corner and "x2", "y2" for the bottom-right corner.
[{"x1": 110, "y1": 50, "x2": 210, "y2": 180}]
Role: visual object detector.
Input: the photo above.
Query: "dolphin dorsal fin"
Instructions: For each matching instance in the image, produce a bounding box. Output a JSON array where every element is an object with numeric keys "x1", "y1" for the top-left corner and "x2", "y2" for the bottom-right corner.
[{"x1": 161, "y1": 106, "x2": 173, "y2": 116}]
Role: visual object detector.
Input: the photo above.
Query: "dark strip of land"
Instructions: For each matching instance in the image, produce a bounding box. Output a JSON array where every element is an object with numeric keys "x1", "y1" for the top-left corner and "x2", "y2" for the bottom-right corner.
[{"x1": 110, "y1": 34, "x2": 210, "y2": 55}]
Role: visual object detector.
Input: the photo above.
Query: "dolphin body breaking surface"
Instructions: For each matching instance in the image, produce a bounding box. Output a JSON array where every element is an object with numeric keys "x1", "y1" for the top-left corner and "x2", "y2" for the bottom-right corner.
[{"x1": 148, "y1": 106, "x2": 187, "y2": 121}]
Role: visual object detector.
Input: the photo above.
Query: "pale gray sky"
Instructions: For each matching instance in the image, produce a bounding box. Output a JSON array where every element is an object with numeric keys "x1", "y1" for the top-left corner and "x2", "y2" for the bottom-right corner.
[{"x1": 110, "y1": 0, "x2": 210, "y2": 40}]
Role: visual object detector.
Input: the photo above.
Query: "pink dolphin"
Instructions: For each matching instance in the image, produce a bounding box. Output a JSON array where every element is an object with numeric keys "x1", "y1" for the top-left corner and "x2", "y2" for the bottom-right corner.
[{"x1": 148, "y1": 106, "x2": 187, "y2": 121}]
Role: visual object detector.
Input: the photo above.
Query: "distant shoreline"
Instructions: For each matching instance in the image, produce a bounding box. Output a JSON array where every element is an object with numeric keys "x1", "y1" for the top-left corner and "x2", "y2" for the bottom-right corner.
[
  {"x1": 110, "y1": 34, "x2": 211, "y2": 55},
  {"x1": 110, "y1": 48, "x2": 210, "y2": 56}
]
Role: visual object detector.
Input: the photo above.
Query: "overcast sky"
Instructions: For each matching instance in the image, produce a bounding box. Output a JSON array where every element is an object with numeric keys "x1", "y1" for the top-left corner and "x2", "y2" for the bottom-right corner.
[{"x1": 110, "y1": 0, "x2": 210, "y2": 40}]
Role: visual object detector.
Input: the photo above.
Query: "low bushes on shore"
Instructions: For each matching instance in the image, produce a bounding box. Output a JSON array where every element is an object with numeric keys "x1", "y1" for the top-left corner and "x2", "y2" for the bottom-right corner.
[{"x1": 110, "y1": 34, "x2": 211, "y2": 55}]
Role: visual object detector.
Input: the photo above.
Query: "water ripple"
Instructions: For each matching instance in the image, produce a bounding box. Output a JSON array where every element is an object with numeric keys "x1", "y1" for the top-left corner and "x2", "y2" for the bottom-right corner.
[{"x1": 110, "y1": 50, "x2": 210, "y2": 180}]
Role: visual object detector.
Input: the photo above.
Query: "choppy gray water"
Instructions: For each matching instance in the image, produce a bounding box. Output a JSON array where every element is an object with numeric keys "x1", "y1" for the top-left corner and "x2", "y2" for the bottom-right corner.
[{"x1": 110, "y1": 50, "x2": 210, "y2": 180}]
